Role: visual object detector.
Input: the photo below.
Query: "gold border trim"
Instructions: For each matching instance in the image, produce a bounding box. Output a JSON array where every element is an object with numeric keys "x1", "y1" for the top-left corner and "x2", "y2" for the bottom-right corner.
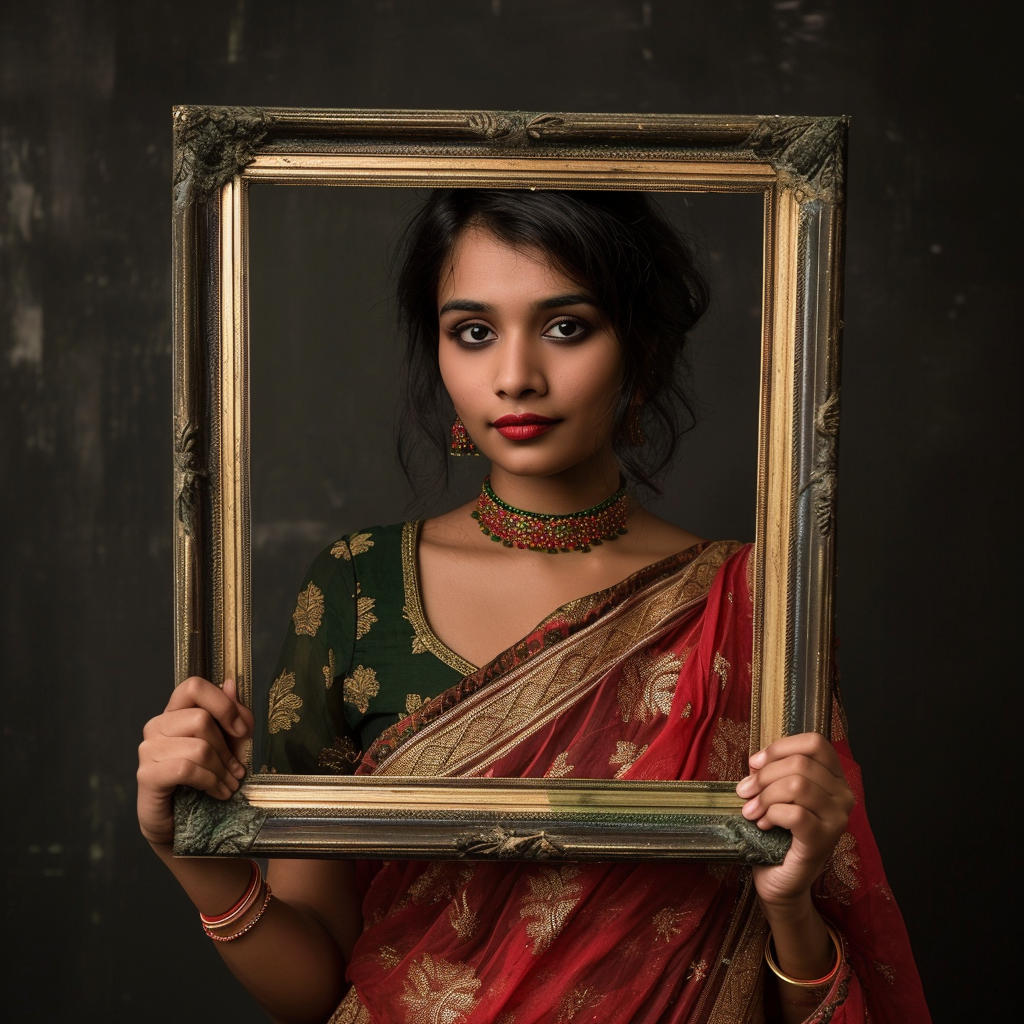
[{"x1": 401, "y1": 520, "x2": 478, "y2": 677}]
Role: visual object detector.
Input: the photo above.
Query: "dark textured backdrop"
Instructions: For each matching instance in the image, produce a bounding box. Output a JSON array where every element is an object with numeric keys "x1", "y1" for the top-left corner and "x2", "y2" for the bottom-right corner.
[{"x1": 0, "y1": 2, "x2": 1014, "y2": 1021}]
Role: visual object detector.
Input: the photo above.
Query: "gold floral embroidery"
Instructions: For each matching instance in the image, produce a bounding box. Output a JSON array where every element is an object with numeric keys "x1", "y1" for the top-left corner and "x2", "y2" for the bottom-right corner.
[
  {"x1": 378, "y1": 945, "x2": 402, "y2": 969},
  {"x1": 713, "y1": 652, "x2": 730, "y2": 689},
  {"x1": 680, "y1": 701, "x2": 693, "y2": 718},
  {"x1": 447, "y1": 891, "x2": 478, "y2": 941},
  {"x1": 343, "y1": 665, "x2": 379, "y2": 714},
  {"x1": 874, "y1": 960, "x2": 896, "y2": 983},
  {"x1": 495, "y1": 1013, "x2": 516, "y2": 1024},
  {"x1": 330, "y1": 539, "x2": 351, "y2": 560},
  {"x1": 406, "y1": 693, "x2": 425, "y2": 714},
  {"x1": 293, "y1": 582, "x2": 325, "y2": 637},
  {"x1": 328, "y1": 987, "x2": 371, "y2": 1024},
  {"x1": 652, "y1": 907, "x2": 690, "y2": 943},
  {"x1": 519, "y1": 865, "x2": 583, "y2": 954},
  {"x1": 609, "y1": 740, "x2": 649, "y2": 779},
  {"x1": 356, "y1": 585, "x2": 377, "y2": 640},
  {"x1": 617, "y1": 649, "x2": 684, "y2": 722},
  {"x1": 403, "y1": 862, "x2": 475, "y2": 908},
  {"x1": 555, "y1": 985, "x2": 603, "y2": 1022},
  {"x1": 318, "y1": 735, "x2": 360, "y2": 774},
  {"x1": 349, "y1": 531, "x2": 374, "y2": 556},
  {"x1": 544, "y1": 751, "x2": 574, "y2": 778},
  {"x1": 322, "y1": 648, "x2": 336, "y2": 689},
  {"x1": 687, "y1": 958, "x2": 709, "y2": 982},
  {"x1": 267, "y1": 670, "x2": 302, "y2": 733},
  {"x1": 815, "y1": 831, "x2": 860, "y2": 903},
  {"x1": 707, "y1": 717, "x2": 748, "y2": 779},
  {"x1": 400, "y1": 953, "x2": 480, "y2": 1024}
]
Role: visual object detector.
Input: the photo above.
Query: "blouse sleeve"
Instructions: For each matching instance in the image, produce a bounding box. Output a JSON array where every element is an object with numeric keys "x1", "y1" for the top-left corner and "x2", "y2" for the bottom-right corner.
[{"x1": 260, "y1": 537, "x2": 361, "y2": 774}]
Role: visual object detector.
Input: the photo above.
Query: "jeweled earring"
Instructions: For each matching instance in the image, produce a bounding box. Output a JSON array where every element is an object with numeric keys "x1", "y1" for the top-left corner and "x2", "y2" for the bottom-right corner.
[{"x1": 450, "y1": 415, "x2": 479, "y2": 456}]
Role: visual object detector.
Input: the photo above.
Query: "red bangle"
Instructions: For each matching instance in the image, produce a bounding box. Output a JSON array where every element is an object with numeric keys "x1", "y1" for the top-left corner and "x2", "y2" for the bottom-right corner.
[
  {"x1": 203, "y1": 882, "x2": 272, "y2": 943},
  {"x1": 199, "y1": 860, "x2": 260, "y2": 926}
]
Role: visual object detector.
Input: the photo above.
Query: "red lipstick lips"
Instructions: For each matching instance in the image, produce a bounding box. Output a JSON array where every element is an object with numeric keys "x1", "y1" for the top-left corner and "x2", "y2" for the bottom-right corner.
[{"x1": 492, "y1": 414, "x2": 558, "y2": 441}]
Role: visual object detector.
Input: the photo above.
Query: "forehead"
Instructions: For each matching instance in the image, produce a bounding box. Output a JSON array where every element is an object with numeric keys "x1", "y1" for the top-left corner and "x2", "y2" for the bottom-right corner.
[{"x1": 438, "y1": 225, "x2": 578, "y2": 304}]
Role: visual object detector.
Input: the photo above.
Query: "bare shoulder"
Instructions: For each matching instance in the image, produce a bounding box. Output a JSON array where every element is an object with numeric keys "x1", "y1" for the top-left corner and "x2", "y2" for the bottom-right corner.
[{"x1": 626, "y1": 507, "x2": 705, "y2": 561}]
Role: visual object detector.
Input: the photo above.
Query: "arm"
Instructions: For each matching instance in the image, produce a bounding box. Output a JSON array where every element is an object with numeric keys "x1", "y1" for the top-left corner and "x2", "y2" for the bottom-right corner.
[
  {"x1": 736, "y1": 732, "x2": 855, "y2": 1024},
  {"x1": 137, "y1": 677, "x2": 362, "y2": 1024}
]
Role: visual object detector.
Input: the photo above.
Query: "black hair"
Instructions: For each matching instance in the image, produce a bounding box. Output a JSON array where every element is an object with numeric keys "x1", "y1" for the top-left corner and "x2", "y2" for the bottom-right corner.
[{"x1": 395, "y1": 188, "x2": 710, "y2": 495}]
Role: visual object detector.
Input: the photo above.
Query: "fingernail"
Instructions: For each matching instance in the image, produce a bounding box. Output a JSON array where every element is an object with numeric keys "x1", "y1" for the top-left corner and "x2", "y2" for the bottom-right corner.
[
  {"x1": 742, "y1": 798, "x2": 759, "y2": 818},
  {"x1": 230, "y1": 759, "x2": 245, "y2": 778},
  {"x1": 736, "y1": 776, "x2": 754, "y2": 796},
  {"x1": 748, "y1": 751, "x2": 765, "y2": 768},
  {"x1": 231, "y1": 716, "x2": 246, "y2": 736}
]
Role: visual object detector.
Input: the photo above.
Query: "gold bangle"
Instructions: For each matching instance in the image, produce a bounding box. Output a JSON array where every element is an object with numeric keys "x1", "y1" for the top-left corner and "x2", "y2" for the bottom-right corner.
[
  {"x1": 764, "y1": 923, "x2": 843, "y2": 988},
  {"x1": 203, "y1": 881, "x2": 272, "y2": 943}
]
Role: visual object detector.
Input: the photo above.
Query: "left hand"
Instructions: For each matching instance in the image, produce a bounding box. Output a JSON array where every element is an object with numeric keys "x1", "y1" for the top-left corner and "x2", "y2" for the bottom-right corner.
[{"x1": 736, "y1": 732, "x2": 855, "y2": 909}]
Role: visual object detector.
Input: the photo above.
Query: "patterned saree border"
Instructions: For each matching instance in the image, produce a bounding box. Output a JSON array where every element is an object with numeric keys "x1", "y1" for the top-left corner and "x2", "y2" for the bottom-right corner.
[
  {"x1": 360, "y1": 538, "x2": 717, "y2": 773},
  {"x1": 372, "y1": 540, "x2": 743, "y2": 778}
]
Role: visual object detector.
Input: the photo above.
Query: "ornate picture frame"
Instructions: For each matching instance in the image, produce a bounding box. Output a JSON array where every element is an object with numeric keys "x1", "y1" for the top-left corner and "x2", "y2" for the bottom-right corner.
[{"x1": 171, "y1": 107, "x2": 846, "y2": 862}]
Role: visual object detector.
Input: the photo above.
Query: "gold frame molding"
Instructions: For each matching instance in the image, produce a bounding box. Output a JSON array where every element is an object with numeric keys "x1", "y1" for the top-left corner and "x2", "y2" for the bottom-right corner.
[{"x1": 171, "y1": 107, "x2": 846, "y2": 862}]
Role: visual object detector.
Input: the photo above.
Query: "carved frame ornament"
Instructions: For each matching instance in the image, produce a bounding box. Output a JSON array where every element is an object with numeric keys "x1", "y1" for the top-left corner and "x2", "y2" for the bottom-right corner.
[{"x1": 172, "y1": 107, "x2": 847, "y2": 861}]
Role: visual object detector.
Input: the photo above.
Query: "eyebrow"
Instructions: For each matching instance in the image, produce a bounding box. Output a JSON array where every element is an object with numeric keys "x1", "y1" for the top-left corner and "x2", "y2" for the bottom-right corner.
[{"x1": 438, "y1": 292, "x2": 598, "y2": 316}]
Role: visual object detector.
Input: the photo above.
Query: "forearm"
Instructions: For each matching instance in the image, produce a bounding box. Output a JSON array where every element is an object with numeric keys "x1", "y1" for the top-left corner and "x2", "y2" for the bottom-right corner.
[
  {"x1": 760, "y1": 893, "x2": 837, "y2": 1024},
  {"x1": 150, "y1": 842, "x2": 347, "y2": 1024}
]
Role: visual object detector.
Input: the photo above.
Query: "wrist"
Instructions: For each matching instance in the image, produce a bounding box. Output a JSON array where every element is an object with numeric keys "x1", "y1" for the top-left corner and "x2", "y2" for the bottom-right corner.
[{"x1": 757, "y1": 888, "x2": 815, "y2": 926}]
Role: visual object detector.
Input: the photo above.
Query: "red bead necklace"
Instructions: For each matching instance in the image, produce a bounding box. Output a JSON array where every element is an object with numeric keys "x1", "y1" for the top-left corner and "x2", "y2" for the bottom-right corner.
[{"x1": 472, "y1": 475, "x2": 629, "y2": 553}]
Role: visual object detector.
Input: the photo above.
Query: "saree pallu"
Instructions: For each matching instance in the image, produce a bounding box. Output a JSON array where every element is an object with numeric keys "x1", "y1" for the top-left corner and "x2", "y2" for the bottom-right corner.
[{"x1": 332, "y1": 542, "x2": 930, "y2": 1024}]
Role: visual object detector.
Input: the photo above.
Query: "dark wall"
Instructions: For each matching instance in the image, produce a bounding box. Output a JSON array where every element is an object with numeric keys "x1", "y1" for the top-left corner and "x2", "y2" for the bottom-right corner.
[{"x1": 0, "y1": 2, "x2": 1013, "y2": 1020}]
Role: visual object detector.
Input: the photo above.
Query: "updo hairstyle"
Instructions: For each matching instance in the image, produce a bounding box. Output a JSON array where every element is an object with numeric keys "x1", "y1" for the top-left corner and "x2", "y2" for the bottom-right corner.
[{"x1": 396, "y1": 188, "x2": 710, "y2": 494}]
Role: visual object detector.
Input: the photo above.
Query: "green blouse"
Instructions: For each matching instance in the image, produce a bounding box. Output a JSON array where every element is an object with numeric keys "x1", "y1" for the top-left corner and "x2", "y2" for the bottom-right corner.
[{"x1": 260, "y1": 522, "x2": 475, "y2": 774}]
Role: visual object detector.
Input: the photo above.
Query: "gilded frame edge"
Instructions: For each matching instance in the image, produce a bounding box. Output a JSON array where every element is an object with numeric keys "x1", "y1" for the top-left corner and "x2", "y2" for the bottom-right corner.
[{"x1": 171, "y1": 107, "x2": 847, "y2": 863}]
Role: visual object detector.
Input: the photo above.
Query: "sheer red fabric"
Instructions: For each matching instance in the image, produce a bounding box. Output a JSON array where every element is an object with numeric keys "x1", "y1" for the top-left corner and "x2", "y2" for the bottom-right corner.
[{"x1": 331, "y1": 543, "x2": 930, "y2": 1024}]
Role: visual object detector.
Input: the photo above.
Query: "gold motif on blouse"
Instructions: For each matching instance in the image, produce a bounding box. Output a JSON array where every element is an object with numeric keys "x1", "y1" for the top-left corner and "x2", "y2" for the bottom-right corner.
[
  {"x1": 403, "y1": 606, "x2": 430, "y2": 655},
  {"x1": 815, "y1": 831, "x2": 861, "y2": 903},
  {"x1": 447, "y1": 891, "x2": 478, "y2": 941},
  {"x1": 322, "y1": 648, "x2": 336, "y2": 689},
  {"x1": 400, "y1": 953, "x2": 481, "y2": 1024},
  {"x1": 708, "y1": 717, "x2": 749, "y2": 780},
  {"x1": 318, "y1": 735, "x2": 360, "y2": 774},
  {"x1": 713, "y1": 651, "x2": 730, "y2": 689},
  {"x1": 355, "y1": 585, "x2": 378, "y2": 640},
  {"x1": 544, "y1": 751, "x2": 575, "y2": 778},
  {"x1": 330, "y1": 539, "x2": 351, "y2": 560},
  {"x1": 652, "y1": 906, "x2": 690, "y2": 943},
  {"x1": 609, "y1": 740, "x2": 649, "y2": 779},
  {"x1": 617, "y1": 649, "x2": 683, "y2": 722},
  {"x1": 267, "y1": 670, "x2": 302, "y2": 733},
  {"x1": 519, "y1": 866, "x2": 584, "y2": 954},
  {"x1": 406, "y1": 693, "x2": 424, "y2": 714},
  {"x1": 343, "y1": 665, "x2": 380, "y2": 714},
  {"x1": 292, "y1": 582, "x2": 324, "y2": 637},
  {"x1": 349, "y1": 531, "x2": 374, "y2": 556}
]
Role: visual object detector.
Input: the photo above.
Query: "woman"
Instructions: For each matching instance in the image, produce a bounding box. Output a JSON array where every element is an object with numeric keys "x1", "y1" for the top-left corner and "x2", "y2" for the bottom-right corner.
[{"x1": 138, "y1": 190, "x2": 929, "y2": 1023}]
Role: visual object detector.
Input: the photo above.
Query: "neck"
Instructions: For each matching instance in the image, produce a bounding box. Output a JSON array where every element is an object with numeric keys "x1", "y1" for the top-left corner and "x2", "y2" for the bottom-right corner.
[{"x1": 487, "y1": 449, "x2": 623, "y2": 514}]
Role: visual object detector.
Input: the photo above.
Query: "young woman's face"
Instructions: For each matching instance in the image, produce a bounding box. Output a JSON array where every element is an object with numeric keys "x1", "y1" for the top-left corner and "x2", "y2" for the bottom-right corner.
[{"x1": 437, "y1": 225, "x2": 623, "y2": 480}]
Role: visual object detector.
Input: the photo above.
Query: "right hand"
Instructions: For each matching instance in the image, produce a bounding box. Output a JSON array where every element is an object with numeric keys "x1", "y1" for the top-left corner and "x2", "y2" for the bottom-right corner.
[{"x1": 136, "y1": 677, "x2": 254, "y2": 846}]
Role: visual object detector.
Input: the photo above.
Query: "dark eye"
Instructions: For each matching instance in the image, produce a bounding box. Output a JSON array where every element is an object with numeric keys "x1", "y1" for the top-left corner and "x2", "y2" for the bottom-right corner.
[
  {"x1": 456, "y1": 324, "x2": 497, "y2": 344},
  {"x1": 545, "y1": 319, "x2": 587, "y2": 341}
]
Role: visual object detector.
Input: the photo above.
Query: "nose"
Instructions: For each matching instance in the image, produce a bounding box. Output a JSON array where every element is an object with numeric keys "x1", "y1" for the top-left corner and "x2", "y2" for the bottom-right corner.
[{"x1": 492, "y1": 331, "x2": 547, "y2": 400}]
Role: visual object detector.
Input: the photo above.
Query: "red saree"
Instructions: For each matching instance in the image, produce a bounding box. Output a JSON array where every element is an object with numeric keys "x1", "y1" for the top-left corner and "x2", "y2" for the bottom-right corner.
[{"x1": 331, "y1": 542, "x2": 930, "y2": 1024}]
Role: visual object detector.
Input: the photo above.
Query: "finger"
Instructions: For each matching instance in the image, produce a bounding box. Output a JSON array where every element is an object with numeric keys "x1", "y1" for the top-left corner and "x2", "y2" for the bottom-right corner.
[
  {"x1": 221, "y1": 678, "x2": 255, "y2": 763},
  {"x1": 742, "y1": 772, "x2": 838, "y2": 823},
  {"x1": 748, "y1": 732, "x2": 843, "y2": 776},
  {"x1": 155, "y1": 708, "x2": 246, "y2": 779},
  {"x1": 146, "y1": 738, "x2": 243, "y2": 799},
  {"x1": 752, "y1": 800, "x2": 834, "y2": 841},
  {"x1": 166, "y1": 677, "x2": 250, "y2": 738},
  {"x1": 138, "y1": 749, "x2": 239, "y2": 802},
  {"x1": 737, "y1": 754, "x2": 850, "y2": 801}
]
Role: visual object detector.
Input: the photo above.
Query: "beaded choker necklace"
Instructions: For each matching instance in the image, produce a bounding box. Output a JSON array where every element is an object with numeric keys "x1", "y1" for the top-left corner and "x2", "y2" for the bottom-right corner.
[{"x1": 471, "y1": 475, "x2": 629, "y2": 553}]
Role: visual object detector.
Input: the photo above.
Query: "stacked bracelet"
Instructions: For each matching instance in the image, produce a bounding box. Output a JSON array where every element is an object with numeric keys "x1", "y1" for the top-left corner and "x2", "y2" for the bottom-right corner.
[
  {"x1": 200, "y1": 861, "x2": 272, "y2": 942},
  {"x1": 764, "y1": 923, "x2": 844, "y2": 988}
]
